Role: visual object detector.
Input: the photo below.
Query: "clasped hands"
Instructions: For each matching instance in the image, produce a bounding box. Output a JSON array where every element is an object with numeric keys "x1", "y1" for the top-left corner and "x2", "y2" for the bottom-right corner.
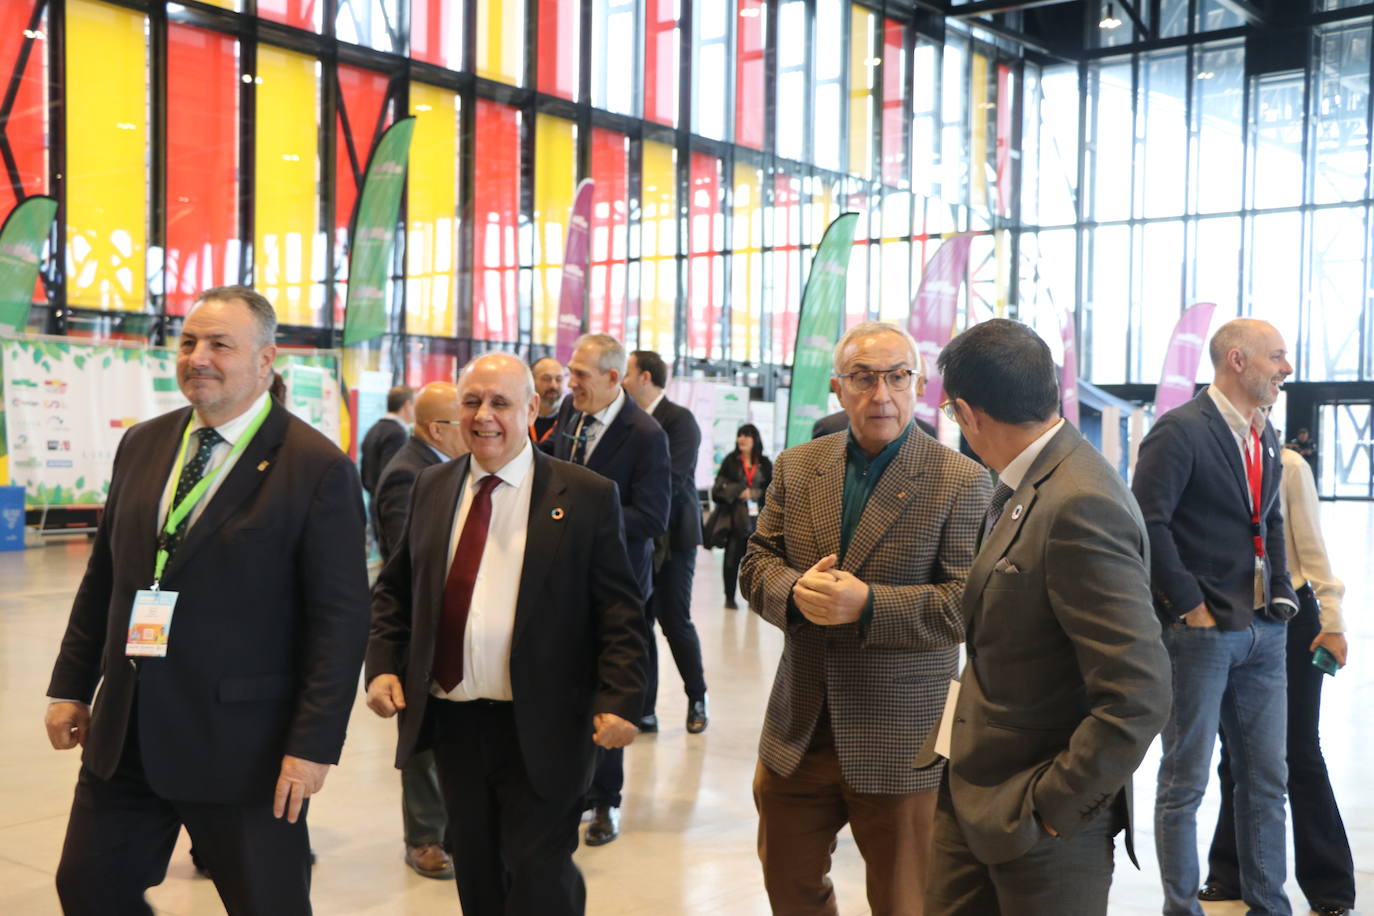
[
  {"x1": 366, "y1": 674, "x2": 639, "y2": 750},
  {"x1": 792, "y1": 554, "x2": 870, "y2": 626}
]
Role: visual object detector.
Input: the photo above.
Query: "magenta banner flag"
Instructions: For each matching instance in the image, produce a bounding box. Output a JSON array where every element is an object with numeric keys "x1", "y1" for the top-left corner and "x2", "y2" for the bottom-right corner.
[
  {"x1": 1060, "y1": 309, "x2": 1080, "y2": 425},
  {"x1": 908, "y1": 235, "x2": 974, "y2": 426},
  {"x1": 555, "y1": 179, "x2": 595, "y2": 364},
  {"x1": 1154, "y1": 302, "x2": 1218, "y2": 417}
]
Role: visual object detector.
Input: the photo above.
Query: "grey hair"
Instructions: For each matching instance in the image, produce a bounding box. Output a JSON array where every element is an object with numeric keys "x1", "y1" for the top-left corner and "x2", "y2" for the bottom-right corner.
[
  {"x1": 1208, "y1": 318, "x2": 1269, "y2": 369},
  {"x1": 832, "y1": 321, "x2": 922, "y2": 375},
  {"x1": 574, "y1": 333, "x2": 628, "y2": 375},
  {"x1": 460, "y1": 352, "x2": 536, "y2": 398},
  {"x1": 193, "y1": 285, "x2": 278, "y2": 349}
]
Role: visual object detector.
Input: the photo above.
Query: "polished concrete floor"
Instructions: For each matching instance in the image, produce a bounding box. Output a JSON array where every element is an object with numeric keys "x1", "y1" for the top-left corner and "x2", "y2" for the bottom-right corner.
[{"x1": 0, "y1": 502, "x2": 1369, "y2": 915}]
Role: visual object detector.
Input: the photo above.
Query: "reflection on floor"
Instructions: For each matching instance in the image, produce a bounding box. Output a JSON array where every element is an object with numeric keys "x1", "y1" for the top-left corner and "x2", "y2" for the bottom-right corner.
[{"x1": 0, "y1": 502, "x2": 1369, "y2": 915}]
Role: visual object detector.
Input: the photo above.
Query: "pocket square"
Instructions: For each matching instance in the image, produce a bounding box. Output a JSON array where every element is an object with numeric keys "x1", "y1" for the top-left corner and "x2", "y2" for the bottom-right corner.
[{"x1": 993, "y1": 557, "x2": 1021, "y2": 574}]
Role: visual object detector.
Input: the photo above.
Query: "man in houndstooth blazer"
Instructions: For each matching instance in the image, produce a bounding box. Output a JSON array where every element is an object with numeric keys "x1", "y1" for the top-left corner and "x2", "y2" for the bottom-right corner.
[{"x1": 740, "y1": 321, "x2": 990, "y2": 916}]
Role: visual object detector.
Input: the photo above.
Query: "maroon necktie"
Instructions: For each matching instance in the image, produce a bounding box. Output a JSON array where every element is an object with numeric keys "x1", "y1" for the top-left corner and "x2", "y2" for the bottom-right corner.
[{"x1": 433, "y1": 474, "x2": 501, "y2": 693}]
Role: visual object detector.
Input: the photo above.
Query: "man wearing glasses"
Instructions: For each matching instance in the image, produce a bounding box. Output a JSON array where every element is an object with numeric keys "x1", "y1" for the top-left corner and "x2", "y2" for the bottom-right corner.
[{"x1": 740, "y1": 320, "x2": 990, "y2": 915}]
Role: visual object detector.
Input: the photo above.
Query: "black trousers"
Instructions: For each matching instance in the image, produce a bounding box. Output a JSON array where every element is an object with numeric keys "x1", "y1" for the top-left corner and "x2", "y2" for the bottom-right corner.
[
  {"x1": 643, "y1": 546, "x2": 707, "y2": 717},
  {"x1": 1205, "y1": 585, "x2": 1356, "y2": 909},
  {"x1": 430, "y1": 699, "x2": 587, "y2": 916},
  {"x1": 56, "y1": 712, "x2": 312, "y2": 916},
  {"x1": 400, "y1": 749, "x2": 447, "y2": 846},
  {"x1": 723, "y1": 531, "x2": 750, "y2": 603}
]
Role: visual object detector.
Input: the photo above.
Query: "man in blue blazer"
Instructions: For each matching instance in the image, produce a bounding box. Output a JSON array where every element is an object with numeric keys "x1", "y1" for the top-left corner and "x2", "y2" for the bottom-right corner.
[
  {"x1": 1132, "y1": 318, "x2": 1299, "y2": 916},
  {"x1": 542, "y1": 334, "x2": 671, "y2": 846}
]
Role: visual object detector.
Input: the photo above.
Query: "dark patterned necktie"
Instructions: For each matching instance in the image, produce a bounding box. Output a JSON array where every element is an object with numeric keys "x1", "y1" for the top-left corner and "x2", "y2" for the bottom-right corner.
[
  {"x1": 570, "y1": 415, "x2": 598, "y2": 465},
  {"x1": 162, "y1": 427, "x2": 224, "y2": 560},
  {"x1": 984, "y1": 482, "x2": 1014, "y2": 540}
]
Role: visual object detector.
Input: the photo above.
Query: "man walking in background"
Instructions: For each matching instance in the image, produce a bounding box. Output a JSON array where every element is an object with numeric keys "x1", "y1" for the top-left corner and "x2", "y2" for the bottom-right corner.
[{"x1": 360, "y1": 385, "x2": 414, "y2": 497}]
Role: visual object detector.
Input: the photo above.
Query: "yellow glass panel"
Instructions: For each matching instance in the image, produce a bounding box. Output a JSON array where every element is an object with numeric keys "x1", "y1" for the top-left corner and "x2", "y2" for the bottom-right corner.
[
  {"x1": 200, "y1": 0, "x2": 241, "y2": 8},
  {"x1": 641, "y1": 140, "x2": 677, "y2": 356},
  {"x1": 475, "y1": 0, "x2": 525, "y2": 86},
  {"x1": 533, "y1": 114, "x2": 577, "y2": 347},
  {"x1": 731, "y1": 162, "x2": 762, "y2": 363},
  {"x1": 254, "y1": 46, "x2": 319, "y2": 326},
  {"x1": 970, "y1": 53, "x2": 989, "y2": 210},
  {"x1": 406, "y1": 82, "x2": 460, "y2": 337},
  {"x1": 66, "y1": 0, "x2": 147, "y2": 311},
  {"x1": 848, "y1": 7, "x2": 875, "y2": 179}
]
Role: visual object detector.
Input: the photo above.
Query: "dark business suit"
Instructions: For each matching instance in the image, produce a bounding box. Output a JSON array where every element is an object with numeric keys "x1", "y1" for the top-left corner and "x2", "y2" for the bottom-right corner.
[
  {"x1": 367, "y1": 450, "x2": 648, "y2": 915},
  {"x1": 49, "y1": 400, "x2": 371, "y2": 914},
  {"x1": 1132, "y1": 387, "x2": 1298, "y2": 916},
  {"x1": 644, "y1": 397, "x2": 707, "y2": 716},
  {"x1": 370, "y1": 434, "x2": 449, "y2": 850},
  {"x1": 542, "y1": 392, "x2": 670, "y2": 808},
  {"x1": 921, "y1": 423, "x2": 1171, "y2": 914},
  {"x1": 360, "y1": 415, "x2": 406, "y2": 495}
]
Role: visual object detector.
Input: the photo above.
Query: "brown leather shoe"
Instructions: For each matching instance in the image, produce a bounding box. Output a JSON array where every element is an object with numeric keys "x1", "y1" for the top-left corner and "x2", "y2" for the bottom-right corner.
[{"x1": 405, "y1": 843, "x2": 454, "y2": 879}]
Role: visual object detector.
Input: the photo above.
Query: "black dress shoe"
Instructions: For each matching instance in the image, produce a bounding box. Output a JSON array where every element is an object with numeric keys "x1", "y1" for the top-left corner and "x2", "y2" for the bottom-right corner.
[
  {"x1": 724, "y1": 597, "x2": 738, "y2": 610},
  {"x1": 686, "y1": 698, "x2": 708, "y2": 734},
  {"x1": 638, "y1": 714, "x2": 659, "y2": 733},
  {"x1": 584, "y1": 806, "x2": 620, "y2": 846},
  {"x1": 1196, "y1": 884, "x2": 1239, "y2": 902},
  {"x1": 190, "y1": 846, "x2": 211, "y2": 879},
  {"x1": 1312, "y1": 905, "x2": 1349, "y2": 916}
]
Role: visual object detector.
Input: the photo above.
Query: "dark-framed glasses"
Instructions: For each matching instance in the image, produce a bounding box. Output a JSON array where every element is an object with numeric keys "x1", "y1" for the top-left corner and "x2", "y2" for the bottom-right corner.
[{"x1": 836, "y1": 368, "x2": 918, "y2": 393}]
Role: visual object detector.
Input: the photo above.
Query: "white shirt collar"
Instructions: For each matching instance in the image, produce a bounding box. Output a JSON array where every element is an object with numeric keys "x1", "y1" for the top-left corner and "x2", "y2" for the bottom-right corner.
[
  {"x1": 424, "y1": 442, "x2": 450, "y2": 463},
  {"x1": 646, "y1": 391, "x2": 666, "y2": 416},
  {"x1": 998, "y1": 418, "x2": 1065, "y2": 492},
  {"x1": 1207, "y1": 384, "x2": 1264, "y2": 441},
  {"x1": 590, "y1": 387, "x2": 627, "y2": 429},
  {"x1": 188, "y1": 390, "x2": 271, "y2": 446},
  {"x1": 468, "y1": 438, "x2": 534, "y2": 490}
]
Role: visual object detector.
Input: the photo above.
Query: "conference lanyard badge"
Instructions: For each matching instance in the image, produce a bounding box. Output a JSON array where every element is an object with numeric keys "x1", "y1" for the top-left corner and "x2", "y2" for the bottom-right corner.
[{"x1": 126, "y1": 588, "x2": 178, "y2": 657}]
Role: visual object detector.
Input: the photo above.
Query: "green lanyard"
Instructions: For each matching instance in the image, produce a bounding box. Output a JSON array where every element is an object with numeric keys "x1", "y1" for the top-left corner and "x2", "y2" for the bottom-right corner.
[{"x1": 153, "y1": 398, "x2": 272, "y2": 586}]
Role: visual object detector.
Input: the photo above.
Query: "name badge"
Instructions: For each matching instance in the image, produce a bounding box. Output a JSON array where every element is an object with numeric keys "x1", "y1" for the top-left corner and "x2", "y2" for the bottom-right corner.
[
  {"x1": 126, "y1": 589, "x2": 178, "y2": 657},
  {"x1": 934, "y1": 678, "x2": 961, "y2": 761},
  {"x1": 1253, "y1": 556, "x2": 1266, "y2": 609},
  {"x1": 746, "y1": 498, "x2": 759, "y2": 518}
]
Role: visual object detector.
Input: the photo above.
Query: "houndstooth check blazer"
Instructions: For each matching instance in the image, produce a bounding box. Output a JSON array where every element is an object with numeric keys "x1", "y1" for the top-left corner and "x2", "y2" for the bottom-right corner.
[{"x1": 739, "y1": 424, "x2": 991, "y2": 794}]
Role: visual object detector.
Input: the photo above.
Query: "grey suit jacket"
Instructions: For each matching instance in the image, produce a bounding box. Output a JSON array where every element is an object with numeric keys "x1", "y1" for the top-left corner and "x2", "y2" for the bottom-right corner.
[
  {"x1": 921, "y1": 423, "x2": 1171, "y2": 865},
  {"x1": 739, "y1": 424, "x2": 990, "y2": 794}
]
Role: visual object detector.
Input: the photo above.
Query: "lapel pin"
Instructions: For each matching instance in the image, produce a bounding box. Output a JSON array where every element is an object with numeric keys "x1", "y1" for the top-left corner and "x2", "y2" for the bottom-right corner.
[
  {"x1": 1011, "y1": 504, "x2": 1023, "y2": 521},
  {"x1": 551, "y1": 507, "x2": 565, "y2": 520},
  {"x1": 1268, "y1": 446, "x2": 1274, "y2": 458},
  {"x1": 257, "y1": 460, "x2": 269, "y2": 472},
  {"x1": 897, "y1": 491, "x2": 906, "y2": 500}
]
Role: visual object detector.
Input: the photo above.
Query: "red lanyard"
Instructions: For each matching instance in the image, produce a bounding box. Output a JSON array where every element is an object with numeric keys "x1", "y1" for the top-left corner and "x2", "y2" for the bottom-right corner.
[
  {"x1": 1243, "y1": 428, "x2": 1264, "y2": 558},
  {"x1": 742, "y1": 460, "x2": 757, "y2": 489}
]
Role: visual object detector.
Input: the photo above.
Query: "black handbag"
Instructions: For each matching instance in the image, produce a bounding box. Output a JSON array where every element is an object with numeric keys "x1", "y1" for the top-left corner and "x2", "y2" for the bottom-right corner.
[{"x1": 703, "y1": 504, "x2": 734, "y2": 549}]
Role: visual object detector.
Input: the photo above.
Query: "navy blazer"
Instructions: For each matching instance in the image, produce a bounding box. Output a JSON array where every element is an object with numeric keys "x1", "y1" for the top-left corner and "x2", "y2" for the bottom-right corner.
[
  {"x1": 651, "y1": 397, "x2": 704, "y2": 551},
  {"x1": 1131, "y1": 388, "x2": 1297, "y2": 630},
  {"x1": 542, "y1": 393, "x2": 671, "y2": 599},
  {"x1": 371, "y1": 434, "x2": 443, "y2": 561}
]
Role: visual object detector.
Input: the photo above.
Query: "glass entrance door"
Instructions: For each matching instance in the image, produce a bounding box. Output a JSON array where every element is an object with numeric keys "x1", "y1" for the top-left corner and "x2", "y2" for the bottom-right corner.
[{"x1": 1318, "y1": 401, "x2": 1373, "y2": 500}]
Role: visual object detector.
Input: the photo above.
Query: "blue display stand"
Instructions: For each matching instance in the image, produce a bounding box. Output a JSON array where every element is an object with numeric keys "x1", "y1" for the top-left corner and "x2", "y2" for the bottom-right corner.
[{"x1": 0, "y1": 485, "x2": 25, "y2": 551}]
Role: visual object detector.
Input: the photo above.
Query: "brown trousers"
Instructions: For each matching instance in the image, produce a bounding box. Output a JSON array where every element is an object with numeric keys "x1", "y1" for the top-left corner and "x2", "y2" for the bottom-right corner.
[{"x1": 752, "y1": 724, "x2": 937, "y2": 916}]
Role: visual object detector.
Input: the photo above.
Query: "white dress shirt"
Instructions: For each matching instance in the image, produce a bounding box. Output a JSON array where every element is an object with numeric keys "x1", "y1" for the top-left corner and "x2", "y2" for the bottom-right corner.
[
  {"x1": 1278, "y1": 447, "x2": 1345, "y2": 632},
  {"x1": 998, "y1": 418, "x2": 1065, "y2": 491},
  {"x1": 158, "y1": 390, "x2": 271, "y2": 534},
  {"x1": 431, "y1": 440, "x2": 535, "y2": 702},
  {"x1": 646, "y1": 390, "x2": 666, "y2": 417},
  {"x1": 579, "y1": 387, "x2": 627, "y2": 463}
]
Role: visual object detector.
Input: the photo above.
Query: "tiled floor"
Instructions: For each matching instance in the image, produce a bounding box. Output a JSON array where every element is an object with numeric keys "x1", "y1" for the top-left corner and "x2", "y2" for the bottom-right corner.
[{"x1": 1, "y1": 502, "x2": 1369, "y2": 915}]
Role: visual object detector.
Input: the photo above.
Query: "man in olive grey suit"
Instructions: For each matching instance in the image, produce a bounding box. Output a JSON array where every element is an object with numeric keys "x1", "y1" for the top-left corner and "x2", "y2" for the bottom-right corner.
[{"x1": 921, "y1": 319, "x2": 1171, "y2": 915}]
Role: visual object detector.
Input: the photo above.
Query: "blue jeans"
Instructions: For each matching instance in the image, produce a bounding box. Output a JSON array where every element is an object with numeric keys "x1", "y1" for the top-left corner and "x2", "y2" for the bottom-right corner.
[{"x1": 1155, "y1": 617, "x2": 1289, "y2": 916}]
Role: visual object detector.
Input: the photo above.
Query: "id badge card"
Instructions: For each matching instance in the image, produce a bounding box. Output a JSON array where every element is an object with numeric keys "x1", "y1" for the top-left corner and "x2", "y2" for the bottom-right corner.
[
  {"x1": 746, "y1": 498, "x2": 759, "y2": 518},
  {"x1": 1253, "y1": 556, "x2": 1266, "y2": 609},
  {"x1": 126, "y1": 589, "x2": 178, "y2": 657},
  {"x1": 934, "y1": 679, "x2": 961, "y2": 761}
]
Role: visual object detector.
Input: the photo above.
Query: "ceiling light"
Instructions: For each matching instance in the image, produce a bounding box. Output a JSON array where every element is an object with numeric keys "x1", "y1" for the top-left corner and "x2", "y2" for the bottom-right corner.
[{"x1": 1099, "y1": 3, "x2": 1122, "y2": 29}]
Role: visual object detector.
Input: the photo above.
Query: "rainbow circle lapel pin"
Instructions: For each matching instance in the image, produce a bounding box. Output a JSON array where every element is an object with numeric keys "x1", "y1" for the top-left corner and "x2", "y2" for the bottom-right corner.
[
  {"x1": 551, "y1": 508, "x2": 565, "y2": 521},
  {"x1": 1011, "y1": 504, "x2": 1023, "y2": 521}
]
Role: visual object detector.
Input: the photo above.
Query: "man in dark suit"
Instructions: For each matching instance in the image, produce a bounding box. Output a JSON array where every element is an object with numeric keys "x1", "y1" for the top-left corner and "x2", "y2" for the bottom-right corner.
[
  {"x1": 921, "y1": 319, "x2": 1171, "y2": 915},
  {"x1": 542, "y1": 333, "x2": 670, "y2": 846},
  {"x1": 44, "y1": 286, "x2": 371, "y2": 914},
  {"x1": 370, "y1": 381, "x2": 466, "y2": 880},
  {"x1": 622, "y1": 349, "x2": 708, "y2": 734},
  {"x1": 1132, "y1": 318, "x2": 1299, "y2": 916},
  {"x1": 367, "y1": 353, "x2": 647, "y2": 916},
  {"x1": 360, "y1": 384, "x2": 414, "y2": 496}
]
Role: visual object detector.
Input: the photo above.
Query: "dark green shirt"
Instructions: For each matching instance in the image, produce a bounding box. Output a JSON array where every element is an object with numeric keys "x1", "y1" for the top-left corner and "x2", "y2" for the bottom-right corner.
[{"x1": 840, "y1": 421, "x2": 912, "y2": 563}]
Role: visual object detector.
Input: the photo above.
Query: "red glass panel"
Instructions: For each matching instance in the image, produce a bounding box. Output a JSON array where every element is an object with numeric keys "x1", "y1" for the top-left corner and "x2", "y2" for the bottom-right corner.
[
  {"x1": 589, "y1": 129, "x2": 628, "y2": 339},
  {"x1": 688, "y1": 151, "x2": 722, "y2": 358},
  {"x1": 772, "y1": 174, "x2": 801, "y2": 364},
  {"x1": 996, "y1": 63, "x2": 1013, "y2": 217},
  {"x1": 472, "y1": 99, "x2": 520, "y2": 342},
  {"x1": 537, "y1": 0, "x2": 579, "y2": 101},
  {"x1": 411, "y1": 0, "x2": 461, "y2": 69},
  {"x1": 334, "y1": 65, "x2": 392, "y2": 324},
  {"x1": 0, "y1": 0, "x2": 49, "y2": 302},
  {"x1": 165, "y1": 24, "x2": 238, "y2": 316},
  {"x1": 258, "y1": 0, "x2": 320, "y2": 32},
  {"x1": 407, "y1": 349, "x2": 457, "y2": 386},
  {"x1": 881, "y1": 19, "x2": 907, "y2": 187},
  {"x1": 734, "y1": 0, "x2": 765, "y2": 150},
  {"x1": 644, "y1": 0, "x2": 677, "y2": 126}
]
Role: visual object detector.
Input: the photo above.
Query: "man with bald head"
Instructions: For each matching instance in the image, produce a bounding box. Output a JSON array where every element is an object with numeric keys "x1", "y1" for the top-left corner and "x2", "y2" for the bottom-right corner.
[
  {"x1": 367, "y1": 352, "x2": 648, "y2": 915},
  {"x1": 530, "y1": 357, "x2": 567, "y2": 443},
  {"x1": 369, "y1": 381, "x2": 467, "y2": 879},
  {"x1": 1133, "y1": 318, "x2": 1299, "y2": 916}
]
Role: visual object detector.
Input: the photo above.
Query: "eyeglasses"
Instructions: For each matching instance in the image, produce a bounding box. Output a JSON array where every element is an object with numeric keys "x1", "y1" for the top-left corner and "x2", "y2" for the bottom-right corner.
[
  {"x1": 939, "y1": 400, "x2": 959, "y2": 422},
  {"x1": 431, "y1": 419, "x2": 462, "y2": 426},
  {"x1": 836, "y1": 368, "x2": 919, "y2": 393}
]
